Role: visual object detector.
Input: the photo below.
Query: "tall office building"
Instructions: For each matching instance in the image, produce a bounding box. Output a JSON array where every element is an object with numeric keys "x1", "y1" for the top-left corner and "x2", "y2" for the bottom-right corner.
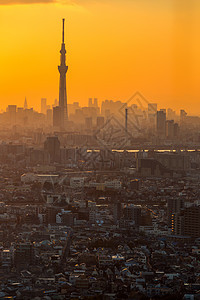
[
  {"x1": 180, "y1": 109, "x2": 187, "y2": 129},
  {"x1": 174, "y1": 123, "x2": 180, "y2": 139},
  {"x1": 166, "y1": 120, "x2": 175, "y2": 140},
  {"x1": 53, "y1": 106, "x2": 61, "y2": 128},
  {"x1": 167, "y1": 108, "x2": 176, "y2": 120},
  {"x1": 41, "y1": 98, "x2": 47, "y2": 114},
  {"x1": 7, "y1": 105, "x2": 17, "y2": 126},
  {"x1": 88, "y1": 98, "x2": 98, "y2": 108},
  {"x1": 173, "y1": 206, "x2": 200, "y2": 238},
  {"x1": 123, "y1": 204, "x2": 141, "y2": 226},
  {"x1": 184, "y1": 206, "x2": 200, "y2": 238},
  {"x1": 167, "y1": 198, "x2": 184, "y2": 227},
  {"x1": 46, "y1": 109, "x2": 53, "y2": 126},
  {"x1": 24, "y1": 97, "x2": 28, "y2": 110},
  {"x1": 157, "y1": 110, "x2": 166, "y2": 139},
  {"x1": 148, "y1": 103, "x2": 157, "y2": 130},
  {"x1": 94, "y1": 98, "x2": 98, "y2": 107},
  {"x1": 180, "y1": 109, "x2": 187, "y2": 122},
  {"x1": 58, "y1": 19, "x2": 68, "y2": 129},
  {"x1": 44, "y1": 136, "x2": 61, "y2": 163},
  {"x1": 88, "y1": 98, "x2": 93, "y2": 107}
]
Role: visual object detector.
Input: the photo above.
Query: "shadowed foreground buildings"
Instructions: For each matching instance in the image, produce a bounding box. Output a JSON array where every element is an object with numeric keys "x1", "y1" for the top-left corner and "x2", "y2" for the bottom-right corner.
[
  {"x1": 172, "y1": 206, "x2": 200, "y2": 238},
  {"x1": 0, "y1": 144, "x2": 200, "y2": 298},
  {"x1": 0, "y1": 167, "x2": 200, "y2": 298}
]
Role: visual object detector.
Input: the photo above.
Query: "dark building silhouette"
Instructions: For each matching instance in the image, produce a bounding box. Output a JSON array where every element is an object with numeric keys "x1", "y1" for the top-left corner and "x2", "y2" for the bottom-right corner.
[
  {"x1": 41, "y1": 98, "x2": 47, "y2": 114},
  {"x1": 7, "y1": 105, "x2": 17, "y2": 126},
  {"x1": 155, "y1": 152, "x2": 190, "y2": 171},
  {"x1": 174, "y1": 123, "x2": 180, "y2": 139},
  {"x1": 113, "y1": 202, "x2": 122, "y2": 224},
  {"x1": 88, "y1": 98, "x2": 92, "y2": 107},
  {"x1": 88, "y1": 98, "x2": 98, "y2": 108},
  {"x1": 24, "y1": 97, "x2": 28, "y2": 110},
  {"x1": 46, "y1": 108, "x2": 53, "y2": 126},
  {"x1": 167, "y1": 198, "x2": 184, "y2": 227},
  {"x1": 125, "y1": 108, "x2": 128, "y2": 131},
  {"x1": 30, "y1": 149, "x2": 50, "y2": 165},
  {"x1": 157, "y1": 110, "x2": 166, "y2": 139},
  {"x1": 184, "y1": 206, "x2": 200, "y2": 237},
  {"x1": 136, "y1": 158, "x2": 173, "y2": 177},
  {"x1": 173, "y1": 206, "x2": 200, "y2": 238},
  {"x1": 53, "y1": 106, "x2": 62, "y2": 128},
  {"x1": 58, "y1": 18, "x2": 68, "y2": 129},
  {"x1": 44, "y1": 136, "x2": 60, "y2": 163},
  {"x1": 124, "y1": 205, "x2": 141, "y2": 226},
  {"x1": 14, "y1": 243, "x2": 34, "y2": 268},
  {"x1": 46, "y1": 206, "x2": 60, "y2": 224},
  {"x1": 94, "y1": 98, "x2": 98, "y2": 107},
  {"x1": 166, "y1": 120, "x2": 174, "y2": 140}
]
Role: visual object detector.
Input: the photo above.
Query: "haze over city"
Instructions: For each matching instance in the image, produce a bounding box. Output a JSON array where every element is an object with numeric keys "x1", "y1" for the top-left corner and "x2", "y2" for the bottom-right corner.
[
  {"x1": 1, "y1": 1, "x2": 200, "y2": 299},
  {"x1": 1, "y1": 0, "x2": 200, "y2": 114}
]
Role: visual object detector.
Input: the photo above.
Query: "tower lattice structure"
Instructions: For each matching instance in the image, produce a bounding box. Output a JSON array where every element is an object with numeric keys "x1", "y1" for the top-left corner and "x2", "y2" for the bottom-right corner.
[{"x1": 58, "y1": 18, "x2": 68, "y2": 129}]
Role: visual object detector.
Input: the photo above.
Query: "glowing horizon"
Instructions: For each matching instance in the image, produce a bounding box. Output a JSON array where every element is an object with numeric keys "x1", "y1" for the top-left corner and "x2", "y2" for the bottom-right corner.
[{"x1": 0, "y1": 0, "x2": 200, "y2": 115}]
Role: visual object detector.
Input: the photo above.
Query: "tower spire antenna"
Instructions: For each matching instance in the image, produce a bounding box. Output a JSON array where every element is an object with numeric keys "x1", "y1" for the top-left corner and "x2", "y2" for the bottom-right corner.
[
  {"x1": 24, "y1": 97, "x2": 28, "y2": 110},
  {"x1": 62, "y1": 18, "x2": 65, "y2": 43}
]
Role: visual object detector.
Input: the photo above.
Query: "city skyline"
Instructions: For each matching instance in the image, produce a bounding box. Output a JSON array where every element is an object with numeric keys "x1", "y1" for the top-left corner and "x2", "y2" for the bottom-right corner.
[
  {"x1": 1, "y1": 3, "x2": 200, "y2": 297},
  {"x1": 1, "y1": 0, "x2": 200, "y2": 114}
]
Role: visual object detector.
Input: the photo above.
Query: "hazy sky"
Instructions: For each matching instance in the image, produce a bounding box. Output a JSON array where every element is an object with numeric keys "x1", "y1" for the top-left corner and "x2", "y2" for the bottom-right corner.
[{"x1": 0, "y1": 0, "x2": 200, "y2": 113}]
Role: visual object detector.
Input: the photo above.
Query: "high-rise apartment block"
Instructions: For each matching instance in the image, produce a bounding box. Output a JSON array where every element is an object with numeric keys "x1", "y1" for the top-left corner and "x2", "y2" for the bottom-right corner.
[{"x1": 157, "y1": 110, "x2": 166, "y2": 139}]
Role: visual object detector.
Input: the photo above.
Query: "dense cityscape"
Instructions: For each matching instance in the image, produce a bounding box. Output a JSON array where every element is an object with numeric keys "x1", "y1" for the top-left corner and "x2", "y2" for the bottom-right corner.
[{"x1": 0, "y1": 15, "x2": 200, "y2": 300}]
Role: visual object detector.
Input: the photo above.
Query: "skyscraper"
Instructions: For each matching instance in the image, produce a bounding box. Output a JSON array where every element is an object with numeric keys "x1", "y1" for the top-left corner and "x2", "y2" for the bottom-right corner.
[
  {"x1": 166, "y1": 120, "x2": 175, "y2": 140},
  {"x1": 53, "y1": 106, "x2": 61, "y2": 128},
  {"x1": 7, "y1": 105, "x2": 17, "y2": 126},
  {"x1": 157, "y1": 110, "x2": 166, "y2": 139},
  {"x1": 94, "y1": 98, "x2": 98, "y2": 107},
  {"x1": 41, "y1": 98, "x2": 47, "y2": 115},
  {"x1": 167, "y1": 198, "x2": 184, "y2": 227},
  {"x1": 172, "y1": 206, "x2": 200, "y2": 238},
  {"x1": 24, "y1": 97, "x2": 28, "y2": 110},
  {"x1": 44, "y1": 136, "x2": 61, "y2": 163},
  {"x1": 88, "y1": 98, "x2": 93, "y2": 107},
  {"x1": 58, "y1": 19, "x2": 68, "y2": 129}
]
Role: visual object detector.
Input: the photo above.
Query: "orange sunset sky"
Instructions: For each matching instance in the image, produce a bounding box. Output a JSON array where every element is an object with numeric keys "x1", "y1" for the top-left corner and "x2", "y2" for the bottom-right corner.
[{"x1": 0, "y1": 0, "x2": 200, "y2": 114}]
